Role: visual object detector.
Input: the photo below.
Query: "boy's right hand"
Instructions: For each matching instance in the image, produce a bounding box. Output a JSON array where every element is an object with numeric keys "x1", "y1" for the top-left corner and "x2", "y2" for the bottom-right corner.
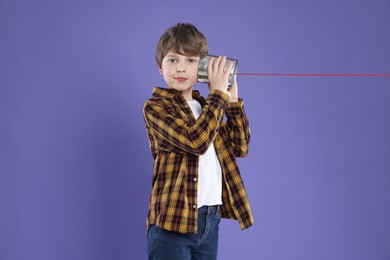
[{"x1": 207, "y1": 56, "x2": 234, "y2": 94}]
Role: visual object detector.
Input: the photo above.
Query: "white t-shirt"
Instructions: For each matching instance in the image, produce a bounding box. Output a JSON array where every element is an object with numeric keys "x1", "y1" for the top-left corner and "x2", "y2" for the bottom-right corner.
[{"x1": 187, "y1": 99, "x2": 222, "y2": 208}]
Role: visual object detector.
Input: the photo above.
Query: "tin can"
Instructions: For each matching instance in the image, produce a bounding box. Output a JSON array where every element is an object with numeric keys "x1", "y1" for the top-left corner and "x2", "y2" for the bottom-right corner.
[{"x1": 197, "y1": 55, "x2": 238, "y2": 88}]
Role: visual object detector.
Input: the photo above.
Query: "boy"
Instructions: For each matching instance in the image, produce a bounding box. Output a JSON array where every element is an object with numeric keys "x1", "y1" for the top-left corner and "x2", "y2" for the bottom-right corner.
[{"x1": 143, "y1": 23, "x2": 254, "y2": 260}]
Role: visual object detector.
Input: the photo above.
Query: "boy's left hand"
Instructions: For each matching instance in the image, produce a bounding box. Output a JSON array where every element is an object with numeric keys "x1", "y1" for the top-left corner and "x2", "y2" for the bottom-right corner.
[{"x1": 227, "y1": 75, "x2": 238, "y2": 102}]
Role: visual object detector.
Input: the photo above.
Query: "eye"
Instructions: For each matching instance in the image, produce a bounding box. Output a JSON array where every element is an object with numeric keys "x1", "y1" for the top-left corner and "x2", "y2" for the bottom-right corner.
[
  {"x1": 167, "y1": 58, "x2": 177, "y2": 63},
  {"x1": 188, "y1": 58, "x2": 198, "y2": 63}
]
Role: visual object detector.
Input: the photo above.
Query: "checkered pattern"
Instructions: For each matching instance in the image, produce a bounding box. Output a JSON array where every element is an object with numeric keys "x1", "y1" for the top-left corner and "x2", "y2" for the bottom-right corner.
[{"x1": 143, "y1": 87, "x2": 254, "y2": 234}]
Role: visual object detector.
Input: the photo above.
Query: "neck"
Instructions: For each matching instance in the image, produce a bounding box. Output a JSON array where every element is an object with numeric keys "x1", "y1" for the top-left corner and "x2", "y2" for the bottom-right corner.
[{"x1": 181, "y1": 88, "x2": 193, "y2": 101}]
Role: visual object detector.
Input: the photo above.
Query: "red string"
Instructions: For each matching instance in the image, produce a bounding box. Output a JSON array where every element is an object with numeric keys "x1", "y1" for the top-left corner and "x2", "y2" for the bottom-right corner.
[{"x1": 236, "y1": 73, "x2": 390, "y2": 77}]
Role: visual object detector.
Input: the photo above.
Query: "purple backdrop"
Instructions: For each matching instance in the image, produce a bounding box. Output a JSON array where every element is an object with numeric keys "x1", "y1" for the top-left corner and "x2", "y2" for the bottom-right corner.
[{"x1": 1, "y1": 0, "x2": 390, "y2": 259}]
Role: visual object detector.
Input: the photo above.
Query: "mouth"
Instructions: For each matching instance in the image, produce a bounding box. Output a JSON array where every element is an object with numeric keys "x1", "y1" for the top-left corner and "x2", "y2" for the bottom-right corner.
[{"x1": 175, "y1": 77, "x2": 188, "y2": 82}]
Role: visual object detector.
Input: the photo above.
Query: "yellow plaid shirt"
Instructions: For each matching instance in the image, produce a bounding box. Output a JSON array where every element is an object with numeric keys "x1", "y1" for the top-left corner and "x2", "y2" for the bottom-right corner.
[{"x1": 143, "y1": 87, "x2": 254, "y2": 234}]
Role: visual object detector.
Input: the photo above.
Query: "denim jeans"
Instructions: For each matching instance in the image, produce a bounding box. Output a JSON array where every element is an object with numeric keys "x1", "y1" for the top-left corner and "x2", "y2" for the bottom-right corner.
[{"x1": 147, "y1": 205, "x2": 221, "y2": 260}]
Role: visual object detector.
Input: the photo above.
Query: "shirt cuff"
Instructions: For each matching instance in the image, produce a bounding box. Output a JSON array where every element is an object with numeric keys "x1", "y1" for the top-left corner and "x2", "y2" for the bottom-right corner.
[
  {"x1": 207, "y1": 90, "x2": 230, "y2": 109},
  {"x1": 226, "y1": 98, "x2": 245, "y2": 116}
]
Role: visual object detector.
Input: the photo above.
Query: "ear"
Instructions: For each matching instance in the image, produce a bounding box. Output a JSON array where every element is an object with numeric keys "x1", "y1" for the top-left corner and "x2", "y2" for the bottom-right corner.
[{"x1": 157, "y1": 65, "x2": 163, "y2": 75}]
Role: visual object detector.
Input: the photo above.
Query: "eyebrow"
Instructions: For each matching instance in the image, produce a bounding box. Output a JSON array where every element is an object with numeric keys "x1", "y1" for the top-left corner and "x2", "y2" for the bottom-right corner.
[
  {"x1": 165, "y1": 55, "x2": 179, "y2": 58},
  {"x1": 165, "y1": 54, "x2": 199, "y2": 59}
]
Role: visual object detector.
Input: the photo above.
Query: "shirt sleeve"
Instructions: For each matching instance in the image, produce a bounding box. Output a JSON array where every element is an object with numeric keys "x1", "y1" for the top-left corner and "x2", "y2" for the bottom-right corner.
[
  {"x1": 143, "y1": 90, "x2": 230, "y2": 155},
  {"x1": 223, "y1": 98, "x2": 251, "y2": 157}
]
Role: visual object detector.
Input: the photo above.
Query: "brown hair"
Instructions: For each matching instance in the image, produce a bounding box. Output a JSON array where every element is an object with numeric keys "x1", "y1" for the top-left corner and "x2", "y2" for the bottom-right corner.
[{"x1": 155, "y1": 23, "x2": 208, "y2": 66}]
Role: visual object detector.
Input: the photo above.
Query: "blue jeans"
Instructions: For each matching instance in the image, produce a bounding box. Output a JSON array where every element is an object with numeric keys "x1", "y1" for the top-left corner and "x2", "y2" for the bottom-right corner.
[{"x1": 147, "y1": 205, "x2": 221, "y2": 260}]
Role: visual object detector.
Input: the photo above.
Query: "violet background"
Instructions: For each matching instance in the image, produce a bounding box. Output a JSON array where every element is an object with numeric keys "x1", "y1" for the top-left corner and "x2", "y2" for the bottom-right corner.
[{"x1": 1, "y1": 0, "x2": 390, "y2": 259}]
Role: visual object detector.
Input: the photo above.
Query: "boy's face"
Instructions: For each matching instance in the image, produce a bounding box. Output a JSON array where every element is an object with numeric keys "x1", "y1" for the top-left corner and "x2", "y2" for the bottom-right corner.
[{"x1": 159, "y1": 50, "x2": 200, "y2": 93}]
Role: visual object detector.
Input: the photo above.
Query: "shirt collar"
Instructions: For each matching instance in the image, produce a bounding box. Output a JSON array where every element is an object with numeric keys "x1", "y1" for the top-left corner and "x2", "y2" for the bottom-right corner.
[{"x1": 152, "y1": 87, "x2": 202, "y2": 101}]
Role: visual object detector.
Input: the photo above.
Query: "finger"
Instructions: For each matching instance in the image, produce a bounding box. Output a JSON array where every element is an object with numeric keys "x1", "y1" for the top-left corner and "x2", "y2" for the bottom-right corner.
[
  {"x1": 227, "y1": 81, "x2": 238, "y2": 101},
  {"x1": 207, "y1": 57, "x2": 215, "y2": 76},
  {"x1": 231, "y1": 77, "x2": 238, "y2": 90},
  {"x1": 220, "y1": 56, "x2": 227, "y2": 72},
  {"x1": 214, "y1": 56, "x2": 223, "y2": 72},
  {"x1": 224, "y1": 60, "x2": 234, "y2": 75},
  {"x1": 233, "y1": 74, "x2": 237, "y2": 87},
  {"x1": 227, "y1": 74, "x2": 237, "y2": 91}
]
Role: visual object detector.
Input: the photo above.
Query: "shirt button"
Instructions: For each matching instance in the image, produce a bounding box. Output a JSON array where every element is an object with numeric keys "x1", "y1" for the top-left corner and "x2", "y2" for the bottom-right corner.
[
  {"x1": 193, "y1": 178, "x2": 197, "y2": 182},
  {"x1": 193, "y1": 205, "x2": 197, "y2": 209}
]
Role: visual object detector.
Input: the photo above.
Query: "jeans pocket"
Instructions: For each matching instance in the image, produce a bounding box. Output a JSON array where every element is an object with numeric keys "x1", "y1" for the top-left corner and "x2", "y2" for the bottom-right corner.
[{"x1": 216, "y1": 208, "x2": 222, "y2": 223}]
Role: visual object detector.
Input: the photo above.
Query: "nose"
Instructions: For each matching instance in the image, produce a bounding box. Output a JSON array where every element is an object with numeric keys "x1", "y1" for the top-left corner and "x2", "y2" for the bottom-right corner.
[{"x1": 176, "y1": 62, "x2": 186, "y2": 73}]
